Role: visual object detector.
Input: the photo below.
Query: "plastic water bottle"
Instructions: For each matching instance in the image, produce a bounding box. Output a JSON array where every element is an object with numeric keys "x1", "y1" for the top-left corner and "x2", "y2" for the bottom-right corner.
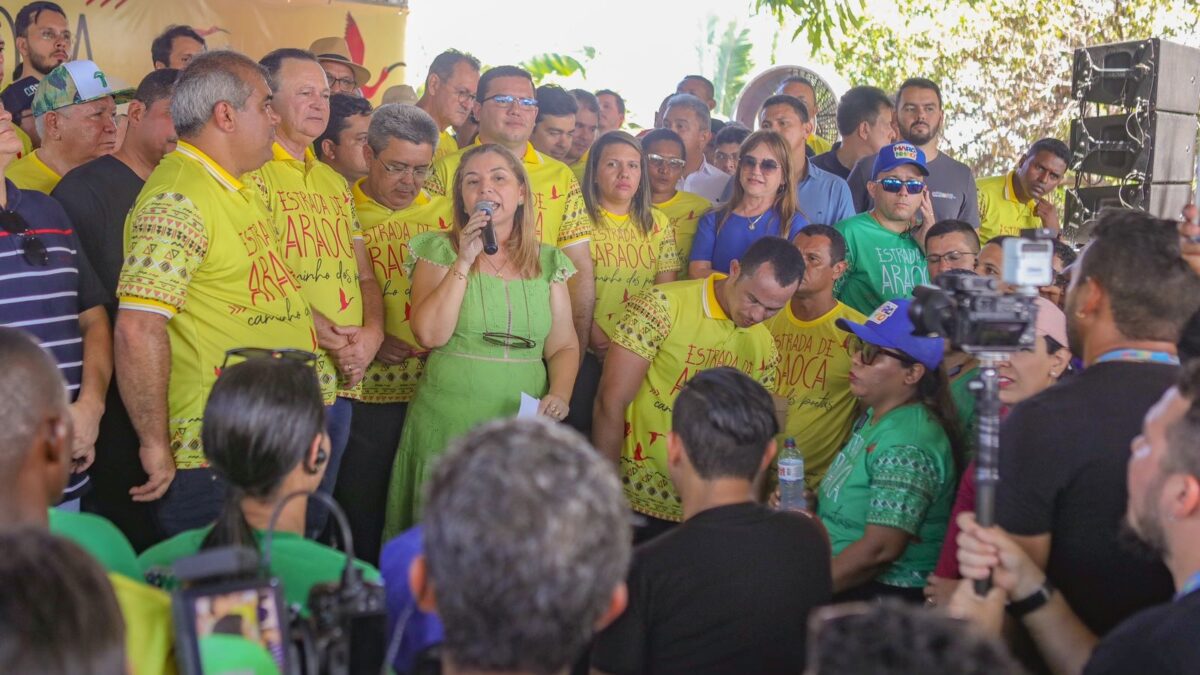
[{"x1": 778, "y1": 438, "x2": 807, "y2": 511}]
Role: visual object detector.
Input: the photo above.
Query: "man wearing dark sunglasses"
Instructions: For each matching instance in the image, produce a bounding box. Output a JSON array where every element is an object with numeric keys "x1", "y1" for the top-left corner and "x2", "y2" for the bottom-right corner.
[
  {"x1": 834, "y1": 141, "x2": 933, "y2": 315},
  {"x1": 0, "y1": 102, "x2": 111, "y2": 509},
  {"x1": 846, "y1": 78, "x2": 979, "y2": 228},
  {"x1": 423, "y1": 65, "x2": 595, "y2": 359}
]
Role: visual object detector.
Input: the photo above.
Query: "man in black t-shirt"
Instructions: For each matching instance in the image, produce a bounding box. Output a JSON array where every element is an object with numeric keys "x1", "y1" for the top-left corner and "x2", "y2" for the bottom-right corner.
[
  {"x1": 49, "y1": 68, "x2": 177, "y2": 551},
  {"x1": 592, "y1": 367, "x2": 832, "y2": 675},
  {"x1": 955, "y1": 359, "x2": 1200, "y2": 675},
  {"x1": 992, "y1": 210, "x2": 1200, "y2": 635}
]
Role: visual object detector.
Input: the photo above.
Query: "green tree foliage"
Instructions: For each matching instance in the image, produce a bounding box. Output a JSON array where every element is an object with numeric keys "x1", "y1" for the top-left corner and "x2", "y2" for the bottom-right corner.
[
  {"x1": 520, "y1": 47, "x2": 597, "y2": 85},
  {"x1": 702, "y1": 17, "x2": 756, "y2": 117},
  {"x1": 760, "y1": 0, "x2": 1200, "y2": 176}
]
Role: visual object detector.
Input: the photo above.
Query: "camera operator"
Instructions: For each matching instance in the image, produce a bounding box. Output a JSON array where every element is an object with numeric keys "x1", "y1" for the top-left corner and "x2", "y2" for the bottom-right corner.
[
  {"x1": 950, "y1": 359, "x2": 1200, "y2": 675},
  {"x1": 924, "y1": 296, "x2": 1072, "y2": 608},
  {"x1": 138, "y1": 354, "x2": 381, "y2": 610},
  {"x1": 990, "y1": 210, "x2": 1200, "y2": 641},
  {"x1": 815, "y1": 298, "x2": 964, "y2": 601}
]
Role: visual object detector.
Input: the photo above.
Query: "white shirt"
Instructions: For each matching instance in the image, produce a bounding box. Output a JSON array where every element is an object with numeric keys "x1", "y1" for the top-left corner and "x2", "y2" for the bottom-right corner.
[{"x1": 678, "y1": 160, "x2": 730, "y2": 205}]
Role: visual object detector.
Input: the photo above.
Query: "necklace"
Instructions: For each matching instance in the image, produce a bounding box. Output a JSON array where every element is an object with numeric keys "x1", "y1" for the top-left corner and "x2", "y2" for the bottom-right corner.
[
  {"x1": 747, "y1": 209, "x2": 771, "y2": 231},
  {"x1": 480, "y1": 254, "x2": 511, "y2": 279}
]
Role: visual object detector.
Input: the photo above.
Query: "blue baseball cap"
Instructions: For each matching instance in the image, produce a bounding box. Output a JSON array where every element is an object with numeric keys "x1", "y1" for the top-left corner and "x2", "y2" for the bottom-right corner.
[
  {"x1": 872, "y1": 141, "x2": 930, "y2": 179},
  {"x1": 835, "y1": 298, "x2": 944, "y2": 371}
]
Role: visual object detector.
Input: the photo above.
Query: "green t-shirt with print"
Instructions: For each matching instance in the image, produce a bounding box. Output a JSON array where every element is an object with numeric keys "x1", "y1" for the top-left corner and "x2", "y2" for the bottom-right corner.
[
  {"x1": 834, "y1": 212, "x2": 929, "y2": 316},
  {"x1": 817, "y1": 403, "x2": 956, "y2": 588},
  {"x1": 138, "y1": 526, "x2": 381, "y2": 610}
]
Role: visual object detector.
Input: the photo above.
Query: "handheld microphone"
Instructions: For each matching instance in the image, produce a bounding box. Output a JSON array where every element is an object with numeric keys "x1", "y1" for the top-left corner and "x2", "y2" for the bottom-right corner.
[{"x1": 476, "y1": 200, "x2": 499, "y2": 255}]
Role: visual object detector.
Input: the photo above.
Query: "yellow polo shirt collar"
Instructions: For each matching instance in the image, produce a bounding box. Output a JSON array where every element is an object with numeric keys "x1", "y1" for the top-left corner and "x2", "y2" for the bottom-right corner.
[
  {"x1": 175, "y1": 140, "x2": 243, "y2": 191},
  {"x1": 702, "y1": 273, "x2": 729, "y2": 320},
  {"x1": 351, "y1": 177, "x2": 431, "y2": 211},
  {"x1": 472, "y1": 138, "x2": 543, "y2": 166},
  {"x1": 1003, "y1": 171, "x2": 1033, "y2": 206}
]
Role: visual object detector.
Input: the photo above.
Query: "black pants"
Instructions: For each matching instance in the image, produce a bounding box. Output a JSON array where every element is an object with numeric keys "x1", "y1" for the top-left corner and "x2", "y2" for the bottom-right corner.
[
  {"x1": 833, "y1": 580, "x2": 927, "y2": 604},
  {"x1": 564, "y1": 352, "x2": 602, "y2": 435},
  {"x1": 335, "y1": 400, "x2": 408, "y2": 565},
  {"x1": 82, "y1": 383, "x2": 163, "y2": 551}
]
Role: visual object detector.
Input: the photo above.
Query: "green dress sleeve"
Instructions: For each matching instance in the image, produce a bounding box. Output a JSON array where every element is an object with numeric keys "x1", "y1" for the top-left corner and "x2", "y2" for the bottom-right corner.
[
  {"x1": 541, "y1": 243, "x2": 577, "y2": 284},
  {"x1": 404, "y1": 231, "x2": 457, "y2": 277}
]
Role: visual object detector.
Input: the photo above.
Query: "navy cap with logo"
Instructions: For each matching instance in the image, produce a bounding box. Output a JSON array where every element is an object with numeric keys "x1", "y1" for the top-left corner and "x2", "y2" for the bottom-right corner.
[{"x1": 872, "y1": 141, "x2": 930, "y2": 180}]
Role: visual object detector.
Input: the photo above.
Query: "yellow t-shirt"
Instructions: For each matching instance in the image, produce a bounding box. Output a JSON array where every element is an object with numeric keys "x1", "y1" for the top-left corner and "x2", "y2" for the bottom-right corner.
[
  {"x1": 977, "y1": 171, "x2": 1048, "y2": 243},
  {"x1": 612, "y1": 274, "x2": 779, "y2": 521},
  {"x1": 807, "y1": 134, "x2": 833, "y2": 155},
  {"x1": 246, "y1": 143, "x2": 363, "y2": 403},
  {"x1": 765, "y1": 300, "x2": 865, "y2": 490},
  {"x1": 434, "y1": 129, "x2": 458, "y2": 162},
  {"x1": 653, "y1": 190, "x2": 711, "y2": 279},
  {"x1": 426, "y1": 140, "x2": 591, "y2": 249},
  {"x1": 118, "y1": 141, "x2": 317, "y2": 469},
  {"x1": 12, "y1": 122, "x2": 32, "y2": 159},
  {"x1": 109, "y1": 573, "x2": 177, "y2": 675},
  {"x1": 354, "y1": 179, "x2": 454, "y2": 403},
  {"x1": 8, "y1": 148, "x2": 61, "y2": 194},
  {"x1": 591, "y1": 207, "x2": 679, "y2": 336}
]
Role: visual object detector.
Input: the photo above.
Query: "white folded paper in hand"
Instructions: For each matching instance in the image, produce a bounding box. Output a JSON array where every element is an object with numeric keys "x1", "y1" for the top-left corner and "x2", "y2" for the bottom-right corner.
[{"x1": 517, "y1": 392, "x2": 540, "y2": 419}]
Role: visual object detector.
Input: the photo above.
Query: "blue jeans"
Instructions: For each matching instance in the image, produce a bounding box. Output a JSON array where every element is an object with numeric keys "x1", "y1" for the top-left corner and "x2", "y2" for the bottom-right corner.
[
  {"x1": 307, "y1": 396, "x2": 353, "y2": 538},
  {"x1": 156, "y1": 467, "x2": 226, "y2": 537}
]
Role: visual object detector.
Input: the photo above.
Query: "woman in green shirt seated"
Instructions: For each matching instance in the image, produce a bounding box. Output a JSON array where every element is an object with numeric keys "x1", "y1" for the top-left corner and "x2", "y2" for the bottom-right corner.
[
  {"x1": 816, "y1": 297, "x2": 964, "y2": 602},
  {"x1": 139, "y1": 353, "x2": 381, "y2": 610}
]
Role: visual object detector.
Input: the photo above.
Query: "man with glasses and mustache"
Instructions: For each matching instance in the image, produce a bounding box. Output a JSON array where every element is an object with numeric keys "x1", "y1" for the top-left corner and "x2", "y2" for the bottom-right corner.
[
  {"x1": 977, "y1": 138, "x2": 1070, "y2": 243},
  {"x1": 2, "y1": 2, "x2": 70, "y2": 149},
  {"x1": 9, "y1": 60, "x2": 131, "y2": 195},
  {"x1": 847, "y1": 78, "x2": 979, "y2": 228},
  {"x1": 757, "y1": 94, "x2": 855, "y2": 226},
  {"x1": 424, "y1": 65, "x2": 595, "y2": 358},
  {"x1": 0, "y1": 104, "x2": 111, "y2": 510},
  {"x1": 834, "y1": 141, "x2": 934, "y2": 315},
  {"x1": 415, "y1": 49, "x2": 481, "y2": 162}
]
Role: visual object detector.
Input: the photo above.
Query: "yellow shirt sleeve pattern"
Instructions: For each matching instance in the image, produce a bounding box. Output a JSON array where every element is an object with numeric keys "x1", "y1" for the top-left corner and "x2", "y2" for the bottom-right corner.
[
  {"x1": 426, "y1": 157, "x2": 449, "y2": 197},
  {"x1": 612, "y1": 286, "x2": 672, "y2": 362},
  {"x1": 656, "y1": 219, "x2": 681, "y2": 275},
  {"x1": 556, "y1": 174, "x2": 592, "y2": 247},
  {"x1": 117, "y1": 192, "x2": 210, "y2": 314}
]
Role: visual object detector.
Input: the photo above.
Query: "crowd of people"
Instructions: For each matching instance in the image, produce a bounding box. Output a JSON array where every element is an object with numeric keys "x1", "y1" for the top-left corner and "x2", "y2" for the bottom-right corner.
[{"x1": 2, "y1": 2, "x2": 1200, "y2": 673}]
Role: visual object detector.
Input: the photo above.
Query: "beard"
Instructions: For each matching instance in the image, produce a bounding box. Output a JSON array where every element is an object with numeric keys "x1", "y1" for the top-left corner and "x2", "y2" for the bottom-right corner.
[
  {"x1": 29, "y1": 51, "x2": 65, "y2": 77},
  {"x1": 902, "y1": 120, "x2": 941, "y2": 147},
  {"x1": 1119, "y1": 476, "x2": 1171, "y2": 562},
  {"x1": 1064, "y1": 292, "x2": 1085, "y2": 357}
]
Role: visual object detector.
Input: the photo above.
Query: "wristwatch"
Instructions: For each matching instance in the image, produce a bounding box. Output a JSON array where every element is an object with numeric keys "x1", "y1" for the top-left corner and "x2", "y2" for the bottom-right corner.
[{"x1": 1007, "y1": 579, "x2": 1055, "y2": 618}]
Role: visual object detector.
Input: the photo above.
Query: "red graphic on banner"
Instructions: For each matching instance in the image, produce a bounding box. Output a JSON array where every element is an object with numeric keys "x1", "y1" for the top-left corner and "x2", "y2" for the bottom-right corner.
[{"x1": 342, "y1": 13, "x2": 405, "y2": 100}]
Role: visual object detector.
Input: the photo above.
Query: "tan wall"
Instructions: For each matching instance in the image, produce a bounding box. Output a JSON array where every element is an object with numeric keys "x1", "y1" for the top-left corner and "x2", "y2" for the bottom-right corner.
[{"x1": 1, "y1": 0, "x2": 408, "y2": 103}]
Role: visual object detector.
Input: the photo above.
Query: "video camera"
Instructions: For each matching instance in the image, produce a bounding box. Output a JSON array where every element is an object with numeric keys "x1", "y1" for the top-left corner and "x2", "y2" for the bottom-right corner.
[
  {"x1": 909, "y1": 228, "x2": 1056, "y2": 352},
  {"x1": 170, "y1": 492, "x2": 386, "y2": 675}
]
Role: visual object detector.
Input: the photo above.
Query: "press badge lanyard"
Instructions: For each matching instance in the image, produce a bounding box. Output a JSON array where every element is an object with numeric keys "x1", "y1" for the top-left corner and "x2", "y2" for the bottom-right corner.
[{"x1": 1094, "y1": 349, "x2": 1180, "y2": 366}]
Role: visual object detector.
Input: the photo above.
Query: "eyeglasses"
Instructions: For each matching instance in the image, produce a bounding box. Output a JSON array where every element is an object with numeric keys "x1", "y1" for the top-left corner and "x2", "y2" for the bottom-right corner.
[
  {"x1": 849, "y1": 337, "x2": 916, "y2": 366},
  {"x1": 925, "y1": 250, "x2": 976, "y2": 265},
  {"x1": 647, "y1": 153, "x2": 686, "y2": 170},
  {"x1": 740, "y1": 155, "x2": 780, "y2": 173},
  {"x1": 0, "y1": 211, "x2": 49, "y2": 266},
  {"x1": 220, "y1": 347, "x2": 318, "y2": 371},
  {"x1": 35, "y1": 29, "x2": 71, "y2": 43},
  {"x1": 376, "y1": 156, "x2": 430, "y2": 180},
  {"x1": 877, "y1": 177, "x2": 926, "y2": 194},
  {"x1": 483, "y1": 94, "x2": 538, "y2": 110},
  {"x1": 715, "y1": 150, "x2": 739, "y2": 163},
  {"x1": 453, "y1": 87, "x2": 476, "y2": 103},
  {"x1": 481, "y1": 332, "x2": 537, "y2": 349},
  {"x1": 327, "y1": 76, "x2": 357, "y2": 91}
]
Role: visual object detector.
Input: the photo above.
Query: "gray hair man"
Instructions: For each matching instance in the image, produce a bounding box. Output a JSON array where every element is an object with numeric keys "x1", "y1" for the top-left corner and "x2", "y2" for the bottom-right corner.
[
  {"x1": 339, "y1": 102, "x2": 452, "y2": 565},
  {"x1": 114, "y1": 50, "x2": 317, "y2": 535},
  {"x1": 408, "y1": 418, "x2": 631, "y2": 675},
  {"x1": 415, "y1": 49, "x2": 481, "y2": 162},
  {"x1": 662, "y1": 93, "x2": 727, "y2": 203}
]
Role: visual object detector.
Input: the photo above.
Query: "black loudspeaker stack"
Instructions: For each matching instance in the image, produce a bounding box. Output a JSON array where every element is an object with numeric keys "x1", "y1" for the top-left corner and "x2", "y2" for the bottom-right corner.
[{"x1": 1065, "y1": 38, "x2": 1200, "y2": 237}]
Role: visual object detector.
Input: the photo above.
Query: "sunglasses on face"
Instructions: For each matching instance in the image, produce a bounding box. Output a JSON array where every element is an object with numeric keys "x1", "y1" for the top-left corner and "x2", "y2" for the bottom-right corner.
[
  {"x1": 740, "y1": 155, "x2": 780, "y2": 174},
  {"x1": 877, "y1": 177, "x2": 926, "y2": 194},
  {"x1": 220, "y1": 347, "x2": 319, "y2": 371},
  {"x1": 850, "y1": 337, "x2": 916, "y2": 366},
  {"x1": 483, "y1": 94, "x2": 539, "y2": 109},
  {"x1": 647, "y1": 153, "x2": 686, "y2": 170},
  {"x1": 0, "y1": 211, "x2": 49, "y2": 266}
]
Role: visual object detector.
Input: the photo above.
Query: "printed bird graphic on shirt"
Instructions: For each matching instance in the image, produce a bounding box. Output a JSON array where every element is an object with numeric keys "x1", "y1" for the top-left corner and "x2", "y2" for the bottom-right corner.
[
  {"x1": 339, "y1": 288, "x2": 353, "y2": 312},
  {"x1": 633, "y1": 442, "x2": 648, "y2": 461},
  {"x1": 550, "y1": 185, "x2": 560, "y2": 200},
  {"x1": 649, "y1": 431, "x2": 665, "y2": 445},
  {"x1": 404, "y1": 302, "x2": 412, "y2": 322}
]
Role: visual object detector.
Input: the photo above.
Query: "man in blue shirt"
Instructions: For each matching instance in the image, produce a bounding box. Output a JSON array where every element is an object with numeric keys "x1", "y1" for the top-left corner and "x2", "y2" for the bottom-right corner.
[{"x1": 721, "y1": 94, "x2": 856, "y2": 227}]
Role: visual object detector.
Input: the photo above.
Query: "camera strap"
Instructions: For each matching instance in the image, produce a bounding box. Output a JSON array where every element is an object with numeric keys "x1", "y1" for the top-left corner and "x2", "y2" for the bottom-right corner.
[{"x1": 1094, "y1": 349, "x2": 1180, "y2": 366}]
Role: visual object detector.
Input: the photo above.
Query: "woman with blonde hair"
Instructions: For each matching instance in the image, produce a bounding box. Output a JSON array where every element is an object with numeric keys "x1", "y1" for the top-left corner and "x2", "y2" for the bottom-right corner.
[
  {"x1": 688, "y1": 129, "x2": 808, "y2": 278},
  {"x1": 566, "y1": 131, "x2": 679, "y2": 433},
  {"x1": 382, "y1": 144, "x2": 580, "y2": 538}
]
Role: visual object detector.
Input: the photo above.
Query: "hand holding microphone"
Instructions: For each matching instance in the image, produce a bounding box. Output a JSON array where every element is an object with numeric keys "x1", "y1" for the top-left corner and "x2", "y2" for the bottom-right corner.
[
  {"x1": 477, "y1": 200, "x2": 499, "y2": 255},
  {"x1": 457, "y1": 200, "x2": 499, "y2": 268}
]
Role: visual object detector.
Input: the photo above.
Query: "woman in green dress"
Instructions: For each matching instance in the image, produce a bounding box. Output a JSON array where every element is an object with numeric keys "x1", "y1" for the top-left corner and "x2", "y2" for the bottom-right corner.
[{"x1": 383, "y1": 144, "x2": 580, "y2": 538}]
